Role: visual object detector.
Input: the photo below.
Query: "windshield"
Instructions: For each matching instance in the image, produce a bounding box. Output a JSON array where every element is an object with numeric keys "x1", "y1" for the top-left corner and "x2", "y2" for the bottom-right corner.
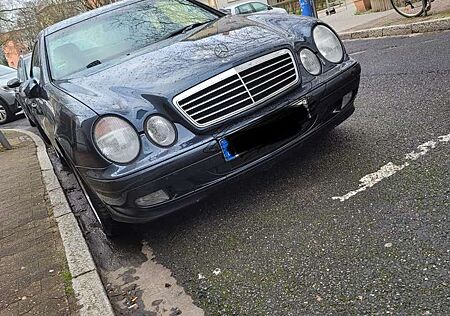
[
  {"x1": 46, "y1": 0, "x2": 218, "y2": 80},
  {"x1": 0, "y1": 65, "x2": 16, "y2": 77}
]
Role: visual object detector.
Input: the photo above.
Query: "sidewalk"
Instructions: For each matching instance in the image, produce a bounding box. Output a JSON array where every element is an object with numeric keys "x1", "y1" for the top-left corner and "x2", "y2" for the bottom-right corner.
[
  {"x1": 0, "y1": 131, "x2": 76, "y2": 315},
  {"x1": 319, "y1": 0, "x2": 450, "y2": 33}
]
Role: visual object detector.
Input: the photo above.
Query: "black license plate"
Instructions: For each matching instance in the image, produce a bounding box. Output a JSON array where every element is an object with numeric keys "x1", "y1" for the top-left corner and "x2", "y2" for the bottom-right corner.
[{"x1": 219, "y1": 105, "x2": 309, "y2": 161}]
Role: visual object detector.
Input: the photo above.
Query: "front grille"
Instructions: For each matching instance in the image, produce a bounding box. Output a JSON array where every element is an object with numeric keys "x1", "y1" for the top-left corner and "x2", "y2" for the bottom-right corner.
[{"x1": 173, "y1": 49, "x2": 299, "y2": 128}]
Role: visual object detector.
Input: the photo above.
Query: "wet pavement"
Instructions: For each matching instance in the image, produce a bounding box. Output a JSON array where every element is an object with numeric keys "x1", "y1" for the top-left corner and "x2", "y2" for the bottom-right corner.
[{"x1": 7, "y1": 31, "x2": 450, "y2": 315}]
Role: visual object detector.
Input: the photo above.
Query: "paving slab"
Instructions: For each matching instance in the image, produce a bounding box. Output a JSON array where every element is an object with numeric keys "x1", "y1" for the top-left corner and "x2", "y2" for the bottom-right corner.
[{"x1": 0, "y1": 131, "x2": 77, "y2": 315}]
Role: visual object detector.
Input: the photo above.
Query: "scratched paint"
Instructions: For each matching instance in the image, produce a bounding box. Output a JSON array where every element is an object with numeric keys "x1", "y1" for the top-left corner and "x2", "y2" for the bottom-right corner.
[{"x1": 332, "y1": 133, "x2": 450, "y2": 202}]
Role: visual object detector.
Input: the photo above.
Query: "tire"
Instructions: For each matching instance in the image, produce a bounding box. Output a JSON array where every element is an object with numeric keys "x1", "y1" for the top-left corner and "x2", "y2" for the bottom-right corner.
[
  {"x1": 54, "y1": 144, "x2": 69, "y2": 169},
  {"x1": 27, "y1": 116, "x2": 36, "y2": 127},
  {"x1": 72, "y1": 165, "x2": 126, "y2": 237},
  {"x1": 0, "y1": 102, "x2": 13, "y2": 125},
  {"x1": 390, "y1": 0, "x2": 426, "y2": 18},
  {"x1": 24, "y1": 110, "x2": 36, "y2": 127},
  {"x1": 35, "y1": 122, "x2": 51, "y2": 145}
]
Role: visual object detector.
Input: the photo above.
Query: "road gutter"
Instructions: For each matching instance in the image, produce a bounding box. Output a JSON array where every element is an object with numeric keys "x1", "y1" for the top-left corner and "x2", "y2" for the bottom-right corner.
[
  {"x1": 339, "y1": 17, "x2": 450, "y2": 40},
  {"x1": 2, "y1": 128, "x2": 114, "y2": 316}
]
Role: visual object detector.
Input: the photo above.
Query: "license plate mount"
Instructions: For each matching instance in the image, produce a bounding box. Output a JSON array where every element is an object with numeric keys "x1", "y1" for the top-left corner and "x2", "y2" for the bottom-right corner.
[{"x1": 219, "y1": 104, "x2": 309, "y2": 162}]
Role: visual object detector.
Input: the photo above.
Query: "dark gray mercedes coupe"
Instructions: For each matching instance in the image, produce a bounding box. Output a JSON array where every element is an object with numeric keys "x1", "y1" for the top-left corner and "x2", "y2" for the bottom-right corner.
[{"x1": 8, "y1": 0, "x2": 361, "y2": 235}]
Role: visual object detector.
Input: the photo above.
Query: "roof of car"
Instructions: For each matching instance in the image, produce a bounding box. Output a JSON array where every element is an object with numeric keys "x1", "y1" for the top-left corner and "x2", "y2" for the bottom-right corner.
[{"x1": 42, "y1": 0, "x2": 143, "y2": 36}]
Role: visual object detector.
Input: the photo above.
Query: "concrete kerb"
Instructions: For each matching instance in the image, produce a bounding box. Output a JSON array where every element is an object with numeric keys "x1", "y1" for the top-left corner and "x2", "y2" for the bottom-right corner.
[
  {"x1": 339, "y1": 17, "x2": 450, "y2": 40},
  {"x1": 1, "y1": 128, "x2": 114, "y2": 316}
]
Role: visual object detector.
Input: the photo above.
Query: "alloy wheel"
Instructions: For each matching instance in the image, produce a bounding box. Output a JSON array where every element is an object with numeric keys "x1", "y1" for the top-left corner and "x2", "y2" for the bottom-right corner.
[{"x1": 0, "y1": 105, "x2": 7, "y2": 123}]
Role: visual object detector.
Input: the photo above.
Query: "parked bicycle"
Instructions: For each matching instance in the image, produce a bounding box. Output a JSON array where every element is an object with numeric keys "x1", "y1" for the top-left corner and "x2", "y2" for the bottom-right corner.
[{"x1": 390, "y1": 0, "x2": 434, "y2": 17}]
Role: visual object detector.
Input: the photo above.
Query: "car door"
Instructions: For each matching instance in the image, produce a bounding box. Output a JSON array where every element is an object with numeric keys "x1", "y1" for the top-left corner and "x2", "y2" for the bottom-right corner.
[{"x1": 28, "y1": 40, "x2": 55, "y2": 141}]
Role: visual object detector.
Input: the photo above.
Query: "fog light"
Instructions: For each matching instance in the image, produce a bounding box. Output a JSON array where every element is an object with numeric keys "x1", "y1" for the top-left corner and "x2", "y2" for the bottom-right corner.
[
  {"x1": 342, "y1": 91, "x2": 353, "y2": 107},
  {"x1": 135, "y1": 190, "x2": 170, "y2": 207}
]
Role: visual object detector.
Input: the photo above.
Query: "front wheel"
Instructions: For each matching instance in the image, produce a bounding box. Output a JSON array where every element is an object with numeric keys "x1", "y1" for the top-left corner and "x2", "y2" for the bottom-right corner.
[
  {"x1": 0, "y1": 103, "x2": 13, "y2": 125},
  {"x1": 390, "y1": 0, "x2": 426, "y2": 18},
  {"x1": 70, "y1": 160, "x2": 126, "y2": 237},
  {"x1": 23, "y1": 109, "x2": 36, "y2": 127}
]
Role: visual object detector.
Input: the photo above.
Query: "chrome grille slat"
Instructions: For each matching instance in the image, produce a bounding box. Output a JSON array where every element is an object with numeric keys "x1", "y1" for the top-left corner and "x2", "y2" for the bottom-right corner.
[
  {"x1": 246, "y1": 66, "x2": 295, "y2": 90},
  {"x1": 189, "y1": 90, "x2": 250, "y2": 117},
  {"x1": 173, "y1": 49, "x2": 299, "y2": 128},
  {"x1": 253, "y1": 74, "x2": 297, "y2": 98},
  {"x1": 195, "y1": 97, "x2": 253, "y2": 122},
  {"x1": 180, "y1": 77, "x2": 242, "y2": 108},
  {"x1": 184, "y1": 84, "x2": 246, "y2": 113},
  {"x1": 241, "y1": 56, "x2": 291, "y2": 79}
]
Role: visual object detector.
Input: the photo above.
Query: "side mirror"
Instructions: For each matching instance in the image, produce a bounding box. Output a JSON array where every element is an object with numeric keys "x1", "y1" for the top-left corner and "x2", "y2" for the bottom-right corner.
[
  {"x1": 7, "y1": 78, "x2": 20, "y2": 89},
  {"x1": 267, "y1": 5, "x2": 273, "y2": 10},
  {"x1": 24, "y1": 79, "x2": 41, "y2": 99}
]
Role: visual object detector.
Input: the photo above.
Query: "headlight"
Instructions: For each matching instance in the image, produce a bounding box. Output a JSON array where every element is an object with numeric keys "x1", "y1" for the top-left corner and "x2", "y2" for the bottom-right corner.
[
  {"x1": 145, "y1": 116, "x2": 177, "y2": 147},
  {"x1": 299, "y1": 49, "x2": 321, "y2": 75},
  {"x1": 313, "y1": 25, "x2": 343, "y2": 63},
  {"x1": 93, "y1": 116, "x2": 140, "y2": 164}
]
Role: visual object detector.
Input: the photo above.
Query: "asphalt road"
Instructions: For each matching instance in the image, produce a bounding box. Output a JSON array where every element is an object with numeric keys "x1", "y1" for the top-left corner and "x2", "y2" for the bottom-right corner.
[{"x1": 4, "y1": 31, "x2": 449, "y2": 315}]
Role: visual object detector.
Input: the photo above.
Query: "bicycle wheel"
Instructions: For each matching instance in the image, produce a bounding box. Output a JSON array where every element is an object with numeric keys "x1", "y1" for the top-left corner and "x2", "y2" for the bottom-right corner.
[{"x1": 390, "y1": 0, "x2": 426, "y2": 17}]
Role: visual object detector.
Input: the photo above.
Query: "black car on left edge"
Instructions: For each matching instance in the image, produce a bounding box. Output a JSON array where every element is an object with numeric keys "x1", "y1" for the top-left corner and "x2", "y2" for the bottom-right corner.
[
  {"x1": 8, "y1": 0, "x2": 361, "y2": 236},
  {"x1": 0, "y1": 65, "x2": 22, "y2": 125}
]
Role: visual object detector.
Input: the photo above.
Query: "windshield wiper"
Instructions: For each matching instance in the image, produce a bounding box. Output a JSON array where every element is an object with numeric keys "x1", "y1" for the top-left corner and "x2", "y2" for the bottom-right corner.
[
  {"x1": 163, "y1": 20, "x2": 214, "y2": 40},
  {"x1": 86, "y1": 60, "x2": 101, "y2": 69}
]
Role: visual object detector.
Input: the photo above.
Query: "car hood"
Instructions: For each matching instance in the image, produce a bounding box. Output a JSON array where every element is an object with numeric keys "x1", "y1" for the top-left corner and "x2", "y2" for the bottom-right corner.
[
  {"x1": 55, "y1": 14, "x2": 317, "y2": 119},
  {"x1": 0, "y1": 72, "x2": 17, "y2": 88}
]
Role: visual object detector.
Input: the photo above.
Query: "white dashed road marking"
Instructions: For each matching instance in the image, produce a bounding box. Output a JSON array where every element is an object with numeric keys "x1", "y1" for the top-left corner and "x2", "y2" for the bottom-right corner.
[
  {"x1": 332, "y1": 134, "x2": 450, "y2": 202},
  {"x1": 349, "y1": 50, "x2": 367, "y2": 56}
]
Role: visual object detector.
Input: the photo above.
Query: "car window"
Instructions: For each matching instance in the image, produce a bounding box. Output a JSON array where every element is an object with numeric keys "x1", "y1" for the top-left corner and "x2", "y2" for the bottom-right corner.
[
  {"x1": 46, "y1": 0, "x2": 218, "y2": 80},
  {"x1": 0, "y1": 65, "x2": 15, "y2": 77},
  {"x1": 251, "y1": 2, "x2": 268, "y2": 12},
  {"x1": 236, "y1": 3, "x2": 254, "y2": 14},
  {"x1": 31, "y1": 43, "x2": 41, "y2": 80}
]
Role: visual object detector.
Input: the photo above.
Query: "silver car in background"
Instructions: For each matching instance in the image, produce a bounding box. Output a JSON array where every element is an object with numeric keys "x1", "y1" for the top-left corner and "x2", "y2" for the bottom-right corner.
[
  {"x1": 223, "y1": 1, "x2": 287, "y2": 15},
  {"x1": 0, "y1": 65, "x2": 22, "y2": 125}
]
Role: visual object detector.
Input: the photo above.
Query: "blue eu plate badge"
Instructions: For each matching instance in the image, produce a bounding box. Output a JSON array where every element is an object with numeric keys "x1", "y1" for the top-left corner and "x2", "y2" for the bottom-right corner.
[{"x1": 219, "y1": 139, "x2": 237, "y2": 162}]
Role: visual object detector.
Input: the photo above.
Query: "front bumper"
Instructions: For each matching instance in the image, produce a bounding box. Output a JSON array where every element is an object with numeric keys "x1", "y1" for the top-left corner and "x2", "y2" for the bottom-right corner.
[{"x1": 85, "y1": 61, "x2": 361, "y2": 223}]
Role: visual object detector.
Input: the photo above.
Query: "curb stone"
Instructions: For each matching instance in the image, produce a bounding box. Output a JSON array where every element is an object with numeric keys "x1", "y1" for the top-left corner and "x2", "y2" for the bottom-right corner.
[
  {"x1": 339, "y1": 17, "x2": 450, "y2": 40},
  {"x1": 1, "y1": 128, "x2": 114, "y2": 316}
]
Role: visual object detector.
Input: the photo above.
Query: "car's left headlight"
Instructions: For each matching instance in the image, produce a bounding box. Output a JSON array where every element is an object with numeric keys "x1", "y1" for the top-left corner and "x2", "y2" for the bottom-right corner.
[
  {"x1": 313, "y1": 25, "x2": 343, "y2": 63},
  {"x1": 299, "y1": 48, "x2": 321, "y2": 75}
]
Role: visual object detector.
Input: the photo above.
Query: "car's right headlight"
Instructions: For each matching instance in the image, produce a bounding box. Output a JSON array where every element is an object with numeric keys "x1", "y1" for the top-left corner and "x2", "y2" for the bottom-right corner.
[
  {"x1": 313, "y1": 25, "x2": 343, "y2": 63},
  {"x1": 145, "y1": 115, "x2": 177, "y2": 147},
  {"x1": 93, "y1": 116, "x2": 140, "y2": 164}
]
